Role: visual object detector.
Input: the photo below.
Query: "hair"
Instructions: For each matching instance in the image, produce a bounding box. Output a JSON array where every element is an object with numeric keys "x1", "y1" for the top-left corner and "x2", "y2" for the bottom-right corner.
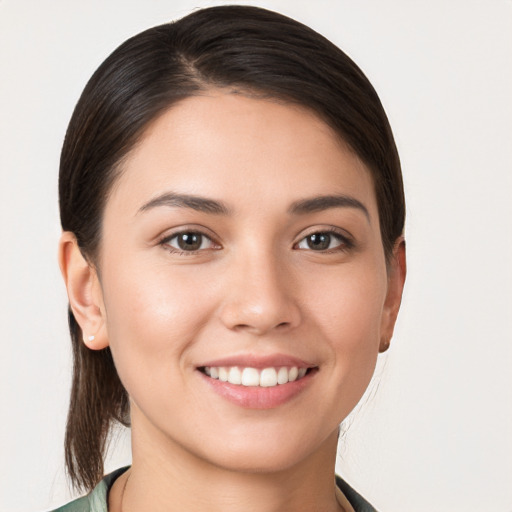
[{"x1": 59, "y1": 4, "x2": 405, "y2": 492}]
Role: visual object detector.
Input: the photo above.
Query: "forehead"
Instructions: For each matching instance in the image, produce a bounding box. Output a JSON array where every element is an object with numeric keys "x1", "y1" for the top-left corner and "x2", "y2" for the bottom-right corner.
[{"x1": 106, "y1": 92, "x2": 377, "y2": 219}]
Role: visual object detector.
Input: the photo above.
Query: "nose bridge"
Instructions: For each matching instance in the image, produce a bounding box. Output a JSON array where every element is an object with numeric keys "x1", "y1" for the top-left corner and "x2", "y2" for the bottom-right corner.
[{"x1": 219, "y1": 242, "x2": 300, "y2": 334}]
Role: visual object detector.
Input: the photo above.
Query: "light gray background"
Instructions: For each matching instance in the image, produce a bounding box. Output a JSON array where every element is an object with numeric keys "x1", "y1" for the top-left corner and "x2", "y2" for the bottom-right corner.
[{"x1": 1, "y1": 1, "x2": 511, "y2": 511}]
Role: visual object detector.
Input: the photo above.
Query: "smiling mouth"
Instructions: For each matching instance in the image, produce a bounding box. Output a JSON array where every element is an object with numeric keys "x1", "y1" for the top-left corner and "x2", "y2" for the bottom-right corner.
[{"x1": 199, "y1": 366, "x2": 316, "y2": 388}]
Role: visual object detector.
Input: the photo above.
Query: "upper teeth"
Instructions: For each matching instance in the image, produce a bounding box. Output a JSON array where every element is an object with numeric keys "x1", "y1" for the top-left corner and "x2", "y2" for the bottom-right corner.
[{"x1": 204, "y1": 366, "x2": 308, "y2": 387}]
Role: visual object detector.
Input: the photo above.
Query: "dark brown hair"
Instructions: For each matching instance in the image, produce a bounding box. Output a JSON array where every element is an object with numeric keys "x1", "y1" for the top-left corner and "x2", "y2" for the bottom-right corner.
[{"x1": 59, "y1": 4, "x2": 404, "y2": 492}]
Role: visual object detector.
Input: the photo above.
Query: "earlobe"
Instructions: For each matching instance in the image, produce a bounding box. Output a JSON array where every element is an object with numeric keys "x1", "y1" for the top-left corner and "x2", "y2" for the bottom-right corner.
[
  {"x1": 58, "y1": 231, "x2": 109, "y2": 350},
  {"x1": 379, "y1": 339, "x2": 390, "y2": 353},
  {"x1": 379, "y1": 237, "x2": 406, "y2": 353}
]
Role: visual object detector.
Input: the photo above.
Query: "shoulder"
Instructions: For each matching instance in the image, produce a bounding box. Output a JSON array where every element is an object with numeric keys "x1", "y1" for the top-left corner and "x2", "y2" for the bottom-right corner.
[
  {"x1": 336, "y1": 475, "x2": 380, "y2": 512},
  {"x1": 48, "y1": 467, "x2": 130, "y2": 512},
  {"x1": 50, "y1": 494, "x2": 90, "y2": 512}
]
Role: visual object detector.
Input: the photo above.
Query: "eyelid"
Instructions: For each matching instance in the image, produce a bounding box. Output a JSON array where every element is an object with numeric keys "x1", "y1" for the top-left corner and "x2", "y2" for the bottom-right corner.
[
  {"x1": 155, "y1": 225, "x2": 355, "y2": 255},
  {"x1": 158, "y1": 226, "x2": 222, "y2": 254},
  {"x1": 294, "y1": 227, "x2": 355, "y2": 251}
]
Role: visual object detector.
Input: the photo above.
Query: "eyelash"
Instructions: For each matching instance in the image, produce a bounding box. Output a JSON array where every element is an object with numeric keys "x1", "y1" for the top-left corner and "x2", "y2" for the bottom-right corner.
[
  {"x1": 159, "y1": 230, "x2": 219, "y2": 256},
  {"x1": 294, "y1": 228, "x2": 354, "y2": 253},
  {"x1": 159, "y1": 228, "x2": 354, "y2": 256}
]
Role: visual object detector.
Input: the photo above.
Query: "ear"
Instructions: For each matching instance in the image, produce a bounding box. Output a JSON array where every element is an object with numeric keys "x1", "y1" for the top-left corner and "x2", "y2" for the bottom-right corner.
[
  {"x1": 379, "y1": 237, "x2": 406, "y2": 353},
  {"x1": 58, "y1": 231, "x2": 109, "y2": 350}
]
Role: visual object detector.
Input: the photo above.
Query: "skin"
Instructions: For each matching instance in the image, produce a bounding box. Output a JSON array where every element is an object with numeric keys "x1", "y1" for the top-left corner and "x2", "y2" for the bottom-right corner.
[{"x1": 59, "y1": 92, "x2": 406, "y2": 512}]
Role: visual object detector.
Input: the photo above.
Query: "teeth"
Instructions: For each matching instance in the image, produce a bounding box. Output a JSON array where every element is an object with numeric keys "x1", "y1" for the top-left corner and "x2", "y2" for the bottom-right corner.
[
  {"x1": 259, "y1": 368, "x2": 277, "y2": 387},
  {"x1": 277, "y1": 367, "x2": 288, "y2": 384},
  {"x1": 241, "y1": 368, "x2": 260, "y2": 386},
  {"x1": 203, "y1": 365, "x2": 310, "y2": 387},
  {"x1": 228, "y1": 366, "x2": 242, "y2": 385}
]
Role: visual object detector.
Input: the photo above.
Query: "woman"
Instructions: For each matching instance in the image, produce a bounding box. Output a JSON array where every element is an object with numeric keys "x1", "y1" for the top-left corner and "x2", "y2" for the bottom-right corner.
[{"x1": 55, "y1": 5, "x2": 406, "y2": 511}]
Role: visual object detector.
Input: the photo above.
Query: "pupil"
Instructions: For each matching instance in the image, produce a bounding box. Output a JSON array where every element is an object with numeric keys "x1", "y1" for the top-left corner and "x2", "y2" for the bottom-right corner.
[
  {"x1": 308, "y1": 233, "x2": 330, "y2": 250},
  {"x1": 178, "y1": 233, "x2": 201, "y2": 251}
]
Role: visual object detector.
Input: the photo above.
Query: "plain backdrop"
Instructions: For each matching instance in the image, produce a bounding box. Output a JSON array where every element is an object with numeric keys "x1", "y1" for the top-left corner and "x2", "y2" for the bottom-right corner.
[{"x1": 1, "y1": 1, "x2": 511, "y2": 511}]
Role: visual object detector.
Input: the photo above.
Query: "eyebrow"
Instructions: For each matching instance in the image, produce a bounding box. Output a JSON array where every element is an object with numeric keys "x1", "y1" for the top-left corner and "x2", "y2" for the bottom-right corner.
[
  {"x1": 138, "y1": 192, "x2": 231, "y2": 215},
  {"x1": 288, "y1": 194, "x2": 370, "y2": 220},
  {"x1": 138, "y1": 191, "x2": 369, "y2": 220}
]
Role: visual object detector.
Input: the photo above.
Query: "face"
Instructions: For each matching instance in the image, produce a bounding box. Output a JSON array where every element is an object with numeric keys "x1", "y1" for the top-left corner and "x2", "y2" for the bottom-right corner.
[{"x1": 89, "y1": 92, "x2": 403, "y2": 473}]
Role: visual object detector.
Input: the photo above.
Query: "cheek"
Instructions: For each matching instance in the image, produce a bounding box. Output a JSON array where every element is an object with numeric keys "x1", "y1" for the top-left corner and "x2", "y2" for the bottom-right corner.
[
  {"x1": 99, "y1": 257, "x2": 216, "y2": 393},
  {"x1": 309, "y1": 263, "x2": 387, "y2": 344},
  {"x1": 307, "y1": 262, "x2": 387, "y2": 391}
]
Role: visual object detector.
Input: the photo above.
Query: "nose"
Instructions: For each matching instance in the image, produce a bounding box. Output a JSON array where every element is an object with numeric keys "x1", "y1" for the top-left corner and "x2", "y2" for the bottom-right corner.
[{"x1": 218, "y1": 250, "x2": 302, "y2": 336}]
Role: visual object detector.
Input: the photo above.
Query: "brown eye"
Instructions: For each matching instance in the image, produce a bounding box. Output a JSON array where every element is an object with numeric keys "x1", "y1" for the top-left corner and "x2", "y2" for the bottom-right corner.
[
  {"x1": 296, "y1": 231, "x2": 349, "y2": 251},
  {"x1": 305, "y1": 233, "x2": 331, "y2": 250},
  {"x1": 177, "y1": 232, "x2": 202, "y2": 251},
  {"x1": 163, "y1": 231, "x2": 215, "y2": 252}
]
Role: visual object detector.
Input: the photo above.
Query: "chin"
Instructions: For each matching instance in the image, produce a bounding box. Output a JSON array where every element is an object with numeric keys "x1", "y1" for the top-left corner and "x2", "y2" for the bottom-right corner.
[
  {"x1": 205, "y1": 448, "x2": 311, "y2": 475},
  {"x1": 191, "y1": 425, "x2": 338, "y2": 475}
]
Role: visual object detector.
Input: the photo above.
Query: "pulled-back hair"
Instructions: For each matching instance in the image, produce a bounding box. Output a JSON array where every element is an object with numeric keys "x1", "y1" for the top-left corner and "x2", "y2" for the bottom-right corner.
[{"x1": 59, "y1": 4, "x2": 404, "y2": 492}]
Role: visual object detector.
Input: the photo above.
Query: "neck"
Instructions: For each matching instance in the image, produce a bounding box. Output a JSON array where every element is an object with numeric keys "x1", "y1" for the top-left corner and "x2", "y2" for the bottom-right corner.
[{"x1": 114, "y1": 408, "x2": 343, "y2": 512}]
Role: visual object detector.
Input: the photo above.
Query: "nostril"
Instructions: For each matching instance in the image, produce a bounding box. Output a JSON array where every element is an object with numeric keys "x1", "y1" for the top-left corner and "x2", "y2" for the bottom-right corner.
[{"x1": 233, "y1": 323, "x2": 250, "y2": 331}]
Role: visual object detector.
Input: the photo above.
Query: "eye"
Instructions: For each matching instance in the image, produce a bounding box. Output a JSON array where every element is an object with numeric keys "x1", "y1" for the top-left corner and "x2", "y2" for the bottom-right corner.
[
  {"x1": 161, "y1": 231, "x2": 217, "y2": 253},
  {"x1": 295, "y1": 230, "x2": 352, "y2": 252}
]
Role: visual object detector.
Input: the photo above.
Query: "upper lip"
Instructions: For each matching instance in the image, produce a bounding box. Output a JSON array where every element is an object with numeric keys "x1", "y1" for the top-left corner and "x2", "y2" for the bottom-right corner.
[{"x1": 197, "y1": 353, "x2": 315, "y2": 369}]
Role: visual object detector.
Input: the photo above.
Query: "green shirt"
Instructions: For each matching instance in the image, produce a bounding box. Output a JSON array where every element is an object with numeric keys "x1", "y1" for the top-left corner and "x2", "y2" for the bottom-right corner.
[{"x1": 50, "y1": 467, "x2": 378, "y2": 512}]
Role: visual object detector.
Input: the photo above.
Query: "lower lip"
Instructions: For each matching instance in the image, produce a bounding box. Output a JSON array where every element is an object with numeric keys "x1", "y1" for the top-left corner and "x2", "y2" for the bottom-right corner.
[{"x1": 198, "y1": 370, "x2": 316, "y2": 409}]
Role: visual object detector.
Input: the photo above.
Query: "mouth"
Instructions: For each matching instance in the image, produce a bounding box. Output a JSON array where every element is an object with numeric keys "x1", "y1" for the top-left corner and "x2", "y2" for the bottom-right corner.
[
  {"x1": 198, "y1": 365, "x2": 315, "y2": 388},
  {"x1": 196, "y1": 355, "x2": 319, "y2": 408}
]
